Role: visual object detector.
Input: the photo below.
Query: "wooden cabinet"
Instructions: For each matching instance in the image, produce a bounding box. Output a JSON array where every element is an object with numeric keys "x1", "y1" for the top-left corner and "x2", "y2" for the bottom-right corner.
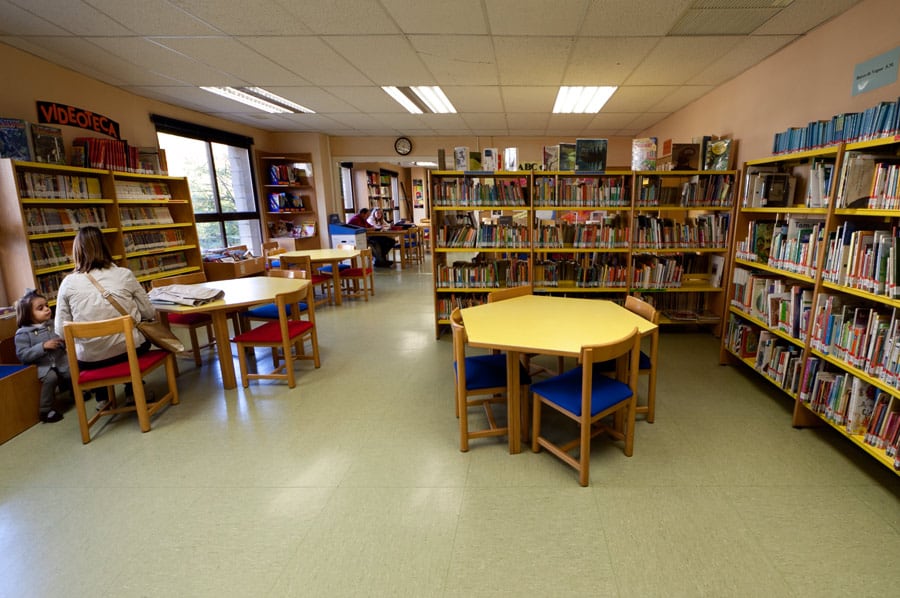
[
  {"x1": 0, "y1": 159, "x2": 203, "y2": 303},
  {"x1": 258, "y1": 152, "x2": 319, "y2": 251},
  {"x1": 428, "y1": 168, "x2": 738, "y2": 337},
  {"x1": 720, "y1": 140, "x2": 900, "y2": 474}
]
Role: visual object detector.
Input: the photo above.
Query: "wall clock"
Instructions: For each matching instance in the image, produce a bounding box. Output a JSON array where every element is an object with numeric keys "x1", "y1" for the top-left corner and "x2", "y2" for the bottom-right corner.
[{"x1": 394, "y1": 136, "x2": 412, "y2": 156}]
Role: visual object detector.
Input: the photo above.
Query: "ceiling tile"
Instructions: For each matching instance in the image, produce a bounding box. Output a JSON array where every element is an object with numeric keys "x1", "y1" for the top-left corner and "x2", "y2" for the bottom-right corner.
[
  {"x1": 501, "y1": 87, "x2": 558, "y2": 112},
  {"x1": 546, "y1": 113, "x2": 596, "y2": 132},
  {"x1": 152, "y1": 37, "x2": 308, "y2": 85},
  {"x1": 647, "y1": 86, "x2": 715, "y2": 112},
  {"x1": 486, "y1": 0, "x2": 587, "y2": 35},
  {"x1": 506, "y1": 113, "x2": 550, "y2": 131},
  {"x1": 325, "y1": 35, "x2": 434, "y2": 85},
  {"x1": 410, "y1": 35, "x2": 498, "y2": 86},
  {"x1": 493, "y1": 37, "x2": 572, "y2": 86},
  {"x1": 261, "y1": 87, "x2": 359, "y2": 113},
  {"x1": 625, "y1": 36, "x2": 742, "y2": 85},
  {"x1": 380, "y1": 0, "x2": 486, "y2": 34},
  {"x1": 425, "y1": 114, "x2": 471, "y2": 132},
  {"x1": 564, "y1": 37, "x2": 660, "y2": 85},
  {"x1": 603, "y1": 86, "x2": 678, "y2": 112},
  {"x1": 276, "y1": 0, "x2": 398, "y2": 34},
  {"x1": 460, "y1": 113, "x2": 508, "y2": 130},
  {"x1": 669, "y1": 8, "x2": 780, "y2": 35},
  {"x1": 168, "y1": 0, "x2": 312, "y2": 35},
  {"x1": 8, "y1": 0, "x2": 132, "y2": 35},
  {"x1": 0, "y1": 0, "x2": 67, "y2": 35},
  {"x1": 581, "y1": 0, "x2": 694, "y2": 36},
  {"x1": 80, "y1": 0, "x2": 218, "y2": 35},
  {"x1": 689, "y1": 34, "x2": 796, "y2": 85},
  {"x1": 753, "y1": 0, "x2": 862, "y2": 35},
  {"x1": 441, "y1": 86, "x2": 504, "y2": 113},
  {"x1": 318, "y1": 86, "x2": 401, "y2": 113},
  {"x1": 239, "y1": 36, "x2": 371, "y2": 86}
]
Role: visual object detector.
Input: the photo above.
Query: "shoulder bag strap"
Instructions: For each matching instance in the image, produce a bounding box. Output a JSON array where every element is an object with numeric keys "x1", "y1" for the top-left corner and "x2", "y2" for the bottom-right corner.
[{"x1": 84, "y1": 272, "x2": 130, "y2": 318}]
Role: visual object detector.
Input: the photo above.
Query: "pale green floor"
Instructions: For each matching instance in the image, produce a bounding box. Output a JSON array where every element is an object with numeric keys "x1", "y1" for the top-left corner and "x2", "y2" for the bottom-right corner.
[{"x1": 1, "y1": 261, "x2": 899, "y2": 597}]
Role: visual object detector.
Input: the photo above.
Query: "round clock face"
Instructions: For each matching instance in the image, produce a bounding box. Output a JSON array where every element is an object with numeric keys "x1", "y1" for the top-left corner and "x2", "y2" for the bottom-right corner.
[{"x1": 394, "y1": 136, "x2": 412, "y2": 155}]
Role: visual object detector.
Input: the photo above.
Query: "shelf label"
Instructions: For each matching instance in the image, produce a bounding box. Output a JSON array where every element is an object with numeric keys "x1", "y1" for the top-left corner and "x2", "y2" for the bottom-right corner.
[
  {"x1": 852, "y1": 47, "x2": 899, "y2": 96},
  {"x1": 36, "y1": 101, "x2": 121, "y2": 139}
]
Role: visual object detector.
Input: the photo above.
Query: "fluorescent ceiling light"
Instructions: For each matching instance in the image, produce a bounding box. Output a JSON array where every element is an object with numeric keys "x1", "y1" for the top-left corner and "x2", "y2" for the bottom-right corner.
[
  {"x1": 552, "y1": 86, "x2": 618, "y2": 113},
  {"x1": 382, "y1": 86, "x2": 457, "y2": 114},
  {"x1": 201, "y1": 86, "x2": 315, "y2": 114}
]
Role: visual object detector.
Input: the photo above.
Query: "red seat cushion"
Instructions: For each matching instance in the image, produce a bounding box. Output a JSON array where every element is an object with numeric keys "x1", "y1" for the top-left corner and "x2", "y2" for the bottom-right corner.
[
  {"x1": 78, "y1": 350, "x2": 169, "y2": 383},
  {"x1": 340, "y1": 267, "x2": 372, "y2": 277},
  {"x1": 167, "y1": 313, "x2": 212, "y2": 326},
  {"x1": 232, "y1": 320, "x2": 313, "y2": 343},
  {"x1": 310, "y1": 274, "x2": 331, "y2": 285}
]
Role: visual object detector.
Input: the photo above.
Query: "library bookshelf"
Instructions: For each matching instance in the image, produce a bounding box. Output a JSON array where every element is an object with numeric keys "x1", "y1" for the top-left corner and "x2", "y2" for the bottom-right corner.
[
  {"x1": 429, "y1": 168, "x2": 738, "y2": 338},
  {"x1": 258, "y1": 152, "x2": 319, "y2": 251},
  {"x1": 0, "y1": 159, "x2": 202, "y2": 304},
  {"x1": 366, "y1": 169, "x2": 398, "y2": 223},
  {"x1": 719, "y1": 137, "x2": 900, "y2": 474}
]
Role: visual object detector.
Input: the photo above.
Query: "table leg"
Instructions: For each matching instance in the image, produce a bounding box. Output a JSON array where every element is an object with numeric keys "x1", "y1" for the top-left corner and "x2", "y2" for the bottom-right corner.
[
  {"x1": 210, "y1": 311, "x2": 237, "y2": 389},
  {"x1": 507, "y1": 350, "x2": 521, "y2": 454},
  {"x1": 330, "y1": 260, "x2": 343, "y2": 305}
]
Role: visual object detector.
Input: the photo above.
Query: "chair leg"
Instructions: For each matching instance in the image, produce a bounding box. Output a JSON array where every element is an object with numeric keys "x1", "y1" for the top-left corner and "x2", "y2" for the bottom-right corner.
[
  {"x1": 579, "y1": 413, "x2": 591, "y2": 487},
  {"x1": 236, "y1": 341, "x2": 250, "y2": 388},
  {"x1": 133, "y1": 380, "x2": 152, "y2": 433},
  {"x1": 74, "y1": 385, "x2": 92, "y2": 444},
  {"x1": 531, "y1": 395, "x2": 542, "y2": 452},
  {"x1": 189, "y1": 326, "x2": 202, "y2": 367},
  {"x1": 458, "y1": 385, "x2": 469, "y2": 452},
  {"x1": 283, "y1": 340, "x2": 296, "y2": 389}
]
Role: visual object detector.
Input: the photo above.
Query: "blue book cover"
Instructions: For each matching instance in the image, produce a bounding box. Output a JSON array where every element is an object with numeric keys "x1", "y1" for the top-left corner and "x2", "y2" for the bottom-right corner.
[{"x1": 0, "y1": 118, "x2": 32, "y2": 161}]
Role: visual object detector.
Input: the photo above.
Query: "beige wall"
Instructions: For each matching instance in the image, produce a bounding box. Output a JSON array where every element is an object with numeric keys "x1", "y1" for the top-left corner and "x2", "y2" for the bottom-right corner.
[{"x1": 642, "y1": 0, "x2": 900, "y2": 164}]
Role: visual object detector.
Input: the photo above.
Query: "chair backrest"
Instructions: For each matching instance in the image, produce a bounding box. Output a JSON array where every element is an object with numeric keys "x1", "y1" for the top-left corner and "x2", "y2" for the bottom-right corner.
[
  {"x1": 262, "y1": 241, "x2": 279, "y2": 253},
  {"x1": 353, "y1": 247, "x2": 373, "y2": 270},
  {"x1": 279, "y1": 254, "x2": 312, "y2": 278},
  {"x1": 63, "y1": 315, "x2": 142, "y2": 378},
  {"x1": 150, "y1": 271, "x2": 207, "y2": 288},
  {"x1": 580, "y1": 326, "x2": 641, "y2": 397},
  {"x1": 624, "y1": 295, "x2": 660, "y2": 324},
  {"x1": 449, "y1": 308, "x2": 467, "y2": 372},
  {"x1": 267, "y1": 268, "x2": 302, "y2": 279},
  {"x1": 275, "y1": 283, "x2": 315, "y2": 327},
  {"x1": 488, "y1": 286, "x2": 532, "y2": 303}
]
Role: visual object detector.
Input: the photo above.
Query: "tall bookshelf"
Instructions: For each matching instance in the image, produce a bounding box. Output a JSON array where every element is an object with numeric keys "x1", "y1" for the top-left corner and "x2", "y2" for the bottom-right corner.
[
  {"x1": 720, "y1": 138, "x2": 900, "y2": 474},
  {"x1": 258, "y1": 152, "x2": 319, "y2": 251},
  {"x1": 0, "y1": 159, "x2": 203, "y2": 304},
  {"x1": 366, "y1": 169, "x2": 398, "y2": 223},
  {"x1": 429, "y1": 168, "x2": 738, "y2": 338}
]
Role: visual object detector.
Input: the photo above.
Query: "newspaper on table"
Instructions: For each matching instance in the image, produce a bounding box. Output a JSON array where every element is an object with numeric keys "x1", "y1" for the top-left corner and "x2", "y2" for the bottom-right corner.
[{"x1": 148, "y1": 284, "x2": 224, "y2": 306}]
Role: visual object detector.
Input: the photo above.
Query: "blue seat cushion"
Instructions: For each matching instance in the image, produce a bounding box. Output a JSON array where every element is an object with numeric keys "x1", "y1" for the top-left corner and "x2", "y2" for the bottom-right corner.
[
  {"x1": 593, "y1": 351, "x2": 651, "y2": 373},
  {"x1": 269, "y1": 259, "x2": 280, "y2": 269},
  {"x1": 245, "y1": 302, "x2": 308, "y2": 320},
  {"x1": 531, "y1": 366, "x2": 633, "y2": 417},
  {"x1": 454, "y1": 353, "x2": 531, "y2": 390},
  {"x1": 318, "y1": 264, "x2": 351, "y2": 273}
]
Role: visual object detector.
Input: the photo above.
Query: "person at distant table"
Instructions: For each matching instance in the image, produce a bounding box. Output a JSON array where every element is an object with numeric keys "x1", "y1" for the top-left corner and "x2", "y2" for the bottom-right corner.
[{"x1": 348, "y1": 208, "x2": 394, "y2": 268}]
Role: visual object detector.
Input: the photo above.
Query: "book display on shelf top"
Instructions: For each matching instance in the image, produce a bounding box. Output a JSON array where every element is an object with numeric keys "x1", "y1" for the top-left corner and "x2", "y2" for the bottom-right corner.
[
  {"x1": 428, "y1": 167, "x2": 738, "y2": 338},
  {"x1": 0, "y1": 158, "x2": 203, "y2": 304},
  {"x1": 258, "y1": 152, "x2": 320, "y2": 252},
  {"x1": 720, "y1": 136, "x2": 900, "y2": 475}
]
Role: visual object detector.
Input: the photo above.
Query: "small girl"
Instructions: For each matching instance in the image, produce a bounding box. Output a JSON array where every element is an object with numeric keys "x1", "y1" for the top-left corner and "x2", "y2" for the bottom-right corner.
[{"x1": 15, "y1": 290, "x2": 71, "y2": 423}]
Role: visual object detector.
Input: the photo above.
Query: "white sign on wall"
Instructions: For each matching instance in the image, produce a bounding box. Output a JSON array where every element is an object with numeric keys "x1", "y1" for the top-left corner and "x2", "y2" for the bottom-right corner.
[{"x1": 852, "y1": 47, "x2": 900, "y2": 96}]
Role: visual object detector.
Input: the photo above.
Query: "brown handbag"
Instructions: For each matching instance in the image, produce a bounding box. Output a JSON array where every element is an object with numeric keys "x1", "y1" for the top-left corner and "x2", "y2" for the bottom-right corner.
[{"x1": 84, "y1": 273, "x2": 185, "y2": 353}]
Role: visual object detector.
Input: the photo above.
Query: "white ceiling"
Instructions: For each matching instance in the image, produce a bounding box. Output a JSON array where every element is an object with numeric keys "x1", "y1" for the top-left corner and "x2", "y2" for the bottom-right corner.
[{"x1": 0, "y1": 0, "x2": 862, "y2": 137}]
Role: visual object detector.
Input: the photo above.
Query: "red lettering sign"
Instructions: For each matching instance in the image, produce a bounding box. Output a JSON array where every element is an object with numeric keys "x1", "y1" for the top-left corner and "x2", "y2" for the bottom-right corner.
[{"x1": 36, "y1": 101, "x2": 121, "y2": 139}]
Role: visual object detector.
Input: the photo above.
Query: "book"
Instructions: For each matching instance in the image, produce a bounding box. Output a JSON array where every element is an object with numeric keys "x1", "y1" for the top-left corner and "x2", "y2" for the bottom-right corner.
[
  {"x1": 437, "y1": 149, "x2": 446, "y2": 170},
  {"x1": 481, "y1": 147, "x2": 498, "y2": 171},
  {"x1": 68, "y1": 144, "x2": 86, "y2": 168},
  {"x1": 672, "y1": 143, "x2": 701, "y2": 170},
  {"x1": 0, "y1": 118, "x2": 33, "y2": 161},
  {"x1": 575, "y1": 138, "x2": 608, "y2": 172},
  {"x1": 503, "y1": 147, "x2": 518, "y2": 171},
  {"x1": 631, "y1": 137, "x2": 657, "y2": 170},
  {"x1": 703, "y1": 138, "x2": 732, "y2": 170},
  {"x1": 30, "y1": 124, "x2": 66, "y2": 165},
  {"x1": 468, "y1": 151, "x2": 482, "y2": 171},
  {"x1": 453, "y1": 146, "x2": 469, "y2": 171},
  {"x1": 558, "y1": 142, "x2": 576, "y2": 171},
  {"x1": 542, "y1": 145, "x2": 559, "y2": 170}
]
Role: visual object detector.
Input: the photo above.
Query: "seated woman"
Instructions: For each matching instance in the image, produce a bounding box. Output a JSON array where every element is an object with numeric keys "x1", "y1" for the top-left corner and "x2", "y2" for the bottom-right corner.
[{"x1": 347, "y1": 208, "x2": 394, "y2": 268}]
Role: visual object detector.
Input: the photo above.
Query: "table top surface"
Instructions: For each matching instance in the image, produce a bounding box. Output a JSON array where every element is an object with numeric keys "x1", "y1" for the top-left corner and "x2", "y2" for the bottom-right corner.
[
  {"x1": 278, "y1": 248, "x2": 360, "y2": 261},
  {"x1": 461, "y1": 295, "x2": 657, "y2": 357},
  {"x1": 365, "y1": 227, "x2": 417, "y2": 235},
  {"x1": 152, "y1": 277, "x2": 308, "y2": 313}
]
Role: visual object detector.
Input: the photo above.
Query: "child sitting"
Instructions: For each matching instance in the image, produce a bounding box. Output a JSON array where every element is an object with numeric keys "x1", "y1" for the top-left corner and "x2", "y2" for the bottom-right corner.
[{"x1": 15, "y1": 290, "x2": 71, "y2": 423}]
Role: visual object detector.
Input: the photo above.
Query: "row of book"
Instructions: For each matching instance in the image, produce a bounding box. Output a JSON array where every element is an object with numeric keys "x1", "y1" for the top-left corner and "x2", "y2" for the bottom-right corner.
[
  {"x1": 126, "y1": 251, "x2": 189, "y2": 278},
  {"x1": 267, "y1": 163, "x2": 310, "y2": 186},
  {"x1": 632, "y1": 214, "x2": 730, "y2": 249},
  {"x1": 767, "y1": 217, "x2": 824, "y2": 277},
  {"x1": 0, "y1": 118, "x2": 66, "y2": 164},
  {"x1": 435, "y1": 224, "x2": 530, "y2": 249},
  {"x1": 119, "y1": 206, "x2": 175, "y2": 227},
  {"x1": 436, "y1": 293, "x2": 492, "y2": 320},
  {"x1": 29, "y1": 239, "x2": 74, "y2": 270},
  {"x1": 731, "y1": 276, "x2": 813, "y2": 341},
  {"x1": 533, "y1": 259, "x2": 629, "y2": 288},
  {"x1": 833, "y1": 153, "x2": 900, "y2": 208},
  {"x1": 123, "y1": 229, "x2": 187, "y2": 254},
  {"x1": 635, "y1": 174, "x2": 734, "y2": 207},
  {"x1": 643, "y1": 290, "x2": 720, "y2": 323},
  {"x1": 18, "y1": 172, "x2": 103, "y2": 199},
  {"x1": 24, "y1": 207, "x2": 108, "y2": 234},
  {"x1": 114, "y1": 181, "x2": 172, "y2": 200},
  {"x1": 821, "y1": 224, "x2": 900, "y2": 297},
  {"x1": 631, "y1": 256, "x2": 684, "y2": 289},
  {"x1": 432, "y1": 179, "x2": 530, "y2": 206},
  {"x1": 72, "y1": 137, "x2": 140, "y2": 173},
  {"x1": 435, "y1": 259, "x2": 529, "y2": 289},
  {"x1": 735, "y1": 220, "x2": 776, "y2": 263},
  {"x1": 267, "y1": 192, "x2": 310, "y2": 212},
  {"x1": 35, "y1": 271, "x2": 66, "y2": 301},
  {"x1": 533, "y1": 175, "x2": 630, "y2": 207},
  {"x1": 534, "y1": 219, "x2": 630, "y2": 249},
  {"x1": 772, "y1": 98, "x2": 900, "y2": 154}
]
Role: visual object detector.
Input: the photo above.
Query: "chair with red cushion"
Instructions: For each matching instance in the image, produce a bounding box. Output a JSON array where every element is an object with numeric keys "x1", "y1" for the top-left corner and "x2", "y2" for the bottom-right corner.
[
  {"x1": 63, "y1": 315, "x2": 179, "y2": 444},
  {"x1": 231, "y1": 283, "x2": 320, "y2": 388},
  {"x1": 338, "y1": 247, "x2": 375, "y2": 300},
  {"x1": 280, "y1": 254, "x2": 333, "y2": 308}
]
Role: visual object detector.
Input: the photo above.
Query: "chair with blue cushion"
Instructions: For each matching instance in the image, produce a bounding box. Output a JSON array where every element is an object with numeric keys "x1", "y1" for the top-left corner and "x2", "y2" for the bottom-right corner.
[
  {"x1": 450, "y1": 308, "x2": 531, "y2": 452},
  {"x1": 262, "y1": 241, "x2": 285, "y2": 269},
  {"x1": 530, "y1": 326, "x2": 640, "y2": 486},
  {"x1": 281, "y1": 254, "x2": 333, "y2": 307},
  {"x1": 593, "y1": 295, "x2": 659, "y2": 423}
]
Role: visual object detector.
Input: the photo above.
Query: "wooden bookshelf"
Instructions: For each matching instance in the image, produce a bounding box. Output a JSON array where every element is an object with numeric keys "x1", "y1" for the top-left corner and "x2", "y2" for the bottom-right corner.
[
  {"x1": 719, "y1": 138, "x2": 900, "y2": 475},
  {"x1": 0, "y1": 159, "x2": 203, "y2": 303},
  {"x1": 428, "y1": 168, "x2": 738, "y2": 338},
  {"x1": 258, "y1": 152, "x2": 320, "y2": 251}
]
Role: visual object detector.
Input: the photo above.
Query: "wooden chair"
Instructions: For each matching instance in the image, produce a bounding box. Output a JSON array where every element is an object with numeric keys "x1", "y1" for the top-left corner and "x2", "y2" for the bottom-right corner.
[
  {"x1": 530, "y1": 326, "x2": 640, "y2": 486},
  {"x1": 338, "y1": 247, "x2": 375, "y2": 301},
  {"x1": 280, "y1": 254, "x2": 333, "y2": 307},
  {"x1": 150, "y1": 272, "x2": 229, "y2": 367},
  {"x1": 594, "y1": 295, "x2": 660, "y2": 422},
  {"x1": 450, "y1": 308, "x2": 531, "y2": 452},
  {"x1": 231, "y1": 284, "x2": 320, "y2": 388},
  {"x1": 262, "y1": 241, "x2": 285, "y2": 269},
  {"x1": 243, "y1": 269, "x2": 309, "y2": 329},
  {"x1": 63, "y1": 315, "x2": 180, "y2": 444}
]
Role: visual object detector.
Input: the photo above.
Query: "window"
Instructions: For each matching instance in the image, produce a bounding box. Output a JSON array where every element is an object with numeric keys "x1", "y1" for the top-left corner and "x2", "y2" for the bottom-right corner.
[{"x1": 152, "y1": 116, "x2": 261, "y2": 253}]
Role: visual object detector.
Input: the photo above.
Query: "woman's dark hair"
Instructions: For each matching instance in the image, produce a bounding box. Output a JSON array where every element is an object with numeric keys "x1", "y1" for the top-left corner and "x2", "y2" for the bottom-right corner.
[
  {"x1": 15, "y1": 289, "x2": 44, "y2": 328},
  {"x1": 72, "y1": 226, "x2": 114, "y2": 273}
]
